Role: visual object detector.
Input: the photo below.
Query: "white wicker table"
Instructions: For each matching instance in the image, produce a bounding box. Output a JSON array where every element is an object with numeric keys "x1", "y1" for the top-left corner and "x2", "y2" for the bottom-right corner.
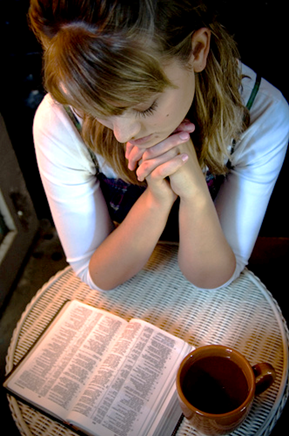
[{"x1": 5, "y1": 244, "x2": 289, "y2": 436}]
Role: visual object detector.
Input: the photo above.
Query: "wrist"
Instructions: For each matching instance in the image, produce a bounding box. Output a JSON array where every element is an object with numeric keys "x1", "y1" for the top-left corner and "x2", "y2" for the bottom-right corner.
[{"x1": 145, "y1": 184, "x2": 176, "y2": 212}]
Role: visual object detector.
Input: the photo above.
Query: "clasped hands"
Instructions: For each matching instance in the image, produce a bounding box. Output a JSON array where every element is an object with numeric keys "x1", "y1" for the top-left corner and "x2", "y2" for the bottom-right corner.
[{"x1": 125, "y1": 120, "x2": 201, "y2": 200}]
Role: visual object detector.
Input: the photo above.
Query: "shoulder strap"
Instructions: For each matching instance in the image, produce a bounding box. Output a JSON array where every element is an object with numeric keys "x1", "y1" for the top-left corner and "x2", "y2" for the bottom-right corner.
[
  {"x1": 63, "y1": 106, "x2": 99, "y2": 171},
  {"x1": 230, "y1": 73, "x2": 262, "y2": 159},
  {"x1": 246, "y1": 74, "x2": 261, "y2": 110},
  {"x1": 64, "y1": 105, "x2": 82, "y2": 132}
]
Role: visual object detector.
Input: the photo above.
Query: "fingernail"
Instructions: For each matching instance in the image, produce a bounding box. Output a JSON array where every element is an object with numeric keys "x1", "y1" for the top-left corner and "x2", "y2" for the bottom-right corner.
[
  {"x1": 185, "y1": 123, "x2": 195, "y2": 132},
  {"x1": 181, "y1": 154, "x2": 189, "y2": 162},
  {"x1": 179, "y1": 132, "x2": 189, "y2": 140}
]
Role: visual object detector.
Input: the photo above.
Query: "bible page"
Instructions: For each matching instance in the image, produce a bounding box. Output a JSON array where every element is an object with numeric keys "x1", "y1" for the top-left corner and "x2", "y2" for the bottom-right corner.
[
  {"x1": 4, "y1": 300, "x2": 127, "y2": 421},
  {"x1": 69, "y1": 319, "x2": 191, "y2": 436}
]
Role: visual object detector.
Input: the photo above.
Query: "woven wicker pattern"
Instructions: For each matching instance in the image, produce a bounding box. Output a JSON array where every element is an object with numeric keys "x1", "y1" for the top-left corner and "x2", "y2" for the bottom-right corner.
[{"x1": 5, "y1": 244, "x2": 289, "y2": 436}]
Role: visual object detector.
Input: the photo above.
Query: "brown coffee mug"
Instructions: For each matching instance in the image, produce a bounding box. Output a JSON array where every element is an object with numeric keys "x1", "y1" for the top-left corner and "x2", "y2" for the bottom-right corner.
[{"x1": 176, "y1": 345, "x2": 276, "y2": 435}]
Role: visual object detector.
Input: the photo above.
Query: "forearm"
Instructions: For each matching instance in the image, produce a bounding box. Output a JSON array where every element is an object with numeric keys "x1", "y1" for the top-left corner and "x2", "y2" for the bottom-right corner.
[
  {"x1": 124, "y1": 127, "x2": 236, "y2": 288},
  {"x1": 178, "y1": 192, "x2": 236, "y2": 289},
  {"x1": 89, "y1": 188, "x2": 174, "y2": 290}
]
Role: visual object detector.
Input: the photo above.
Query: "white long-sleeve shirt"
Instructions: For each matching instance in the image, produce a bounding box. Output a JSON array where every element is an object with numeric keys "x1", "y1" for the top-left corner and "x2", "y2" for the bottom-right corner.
[{"x1": 33, "y1": 64, "x2": 289, "y2": 291}]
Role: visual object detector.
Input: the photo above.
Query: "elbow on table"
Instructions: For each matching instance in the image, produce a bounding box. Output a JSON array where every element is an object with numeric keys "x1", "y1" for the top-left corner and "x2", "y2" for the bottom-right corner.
[
  {"x1": 178, "y1": 253, "x2": 238, "y2": 291},
  {"x1": 73, "y1": 263, "x2": 117, "y2": 292},
  {"x1": 88, "y1": 270, "x2": 119, "y2": 292}
]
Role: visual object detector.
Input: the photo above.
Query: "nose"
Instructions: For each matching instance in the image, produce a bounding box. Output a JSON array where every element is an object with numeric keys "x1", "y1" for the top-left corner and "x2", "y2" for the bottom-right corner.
[{"x1": 112, "y1": 115, "x2": 141, "y2": 143}]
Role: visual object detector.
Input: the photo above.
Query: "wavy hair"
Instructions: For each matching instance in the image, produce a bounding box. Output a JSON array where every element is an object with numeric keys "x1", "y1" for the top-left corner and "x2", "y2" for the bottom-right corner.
[{"x1": 29, "y1": 0, "x2": 249, "y2": 183}]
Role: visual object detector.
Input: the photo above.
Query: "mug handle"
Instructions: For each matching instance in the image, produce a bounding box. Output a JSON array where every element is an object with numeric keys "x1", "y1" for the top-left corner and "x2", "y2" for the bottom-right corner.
[{"x1": 253, "y1": 363, "x2": 276, "y2": 395}]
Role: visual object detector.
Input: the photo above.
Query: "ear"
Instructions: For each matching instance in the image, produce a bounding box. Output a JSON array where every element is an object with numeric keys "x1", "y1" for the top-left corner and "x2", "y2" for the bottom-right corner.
[{"x1": 190, "y1": 28, "x2": 211, "y2": 72}]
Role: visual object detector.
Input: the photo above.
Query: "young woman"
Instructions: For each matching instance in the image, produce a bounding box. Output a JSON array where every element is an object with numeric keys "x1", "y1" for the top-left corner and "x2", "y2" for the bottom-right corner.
[{"x1": 29, "y1": 0, "x2": 289, "y2": 291}]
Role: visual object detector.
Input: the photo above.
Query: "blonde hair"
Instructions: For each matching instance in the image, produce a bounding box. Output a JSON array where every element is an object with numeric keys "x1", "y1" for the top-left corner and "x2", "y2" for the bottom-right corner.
[{"x1": 29, "y1": 0, "x2": 249, "y2": 184}]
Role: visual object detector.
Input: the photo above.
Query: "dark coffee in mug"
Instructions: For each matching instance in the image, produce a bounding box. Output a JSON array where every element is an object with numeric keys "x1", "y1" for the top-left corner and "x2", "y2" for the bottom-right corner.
[
  {"x1": 182, "y1": 356, "x2": 249, "y2": 414},
  {"x1": 177, "y1": 346, "x2": 276, "y2": 435}
]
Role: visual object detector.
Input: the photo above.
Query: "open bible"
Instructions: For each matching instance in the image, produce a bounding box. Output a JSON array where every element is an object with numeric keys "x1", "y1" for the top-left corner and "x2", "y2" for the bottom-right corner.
[{"x1": 4, "y1": 300, "x2": 192, "y2": 436}]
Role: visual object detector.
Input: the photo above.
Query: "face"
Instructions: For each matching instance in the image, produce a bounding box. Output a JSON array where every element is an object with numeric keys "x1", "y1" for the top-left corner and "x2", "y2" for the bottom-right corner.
[{"x1": 96, "y1": 58, "x2": 196, "y2": 148}]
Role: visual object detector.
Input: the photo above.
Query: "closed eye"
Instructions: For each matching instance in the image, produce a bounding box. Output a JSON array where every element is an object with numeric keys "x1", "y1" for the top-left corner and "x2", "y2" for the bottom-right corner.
[{"x1": 135, "y1": 100, "x2": 158, "y2": 118}]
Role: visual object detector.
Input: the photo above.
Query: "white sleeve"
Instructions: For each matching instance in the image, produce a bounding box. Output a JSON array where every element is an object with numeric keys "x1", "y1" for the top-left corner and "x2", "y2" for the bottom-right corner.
[
  {"x1": 33, "y1": 95, "x2": 114, "y2": 291},
  {"x1": 213, "y1": 75, "x2": 289, "y2": 288}
]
